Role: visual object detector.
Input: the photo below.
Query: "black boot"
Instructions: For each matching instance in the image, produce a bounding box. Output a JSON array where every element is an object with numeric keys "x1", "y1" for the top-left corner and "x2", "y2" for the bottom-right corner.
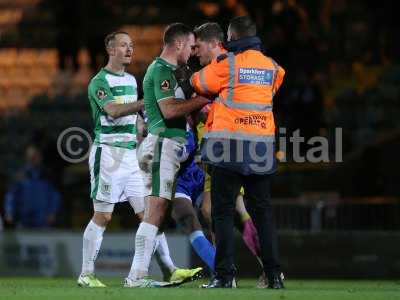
[
  {"x1": 201, "y1": 277, "x2": 235, "y2": 288},
  {"x1": 267, "y1": 273, "x2": 284, "y2": 289}
]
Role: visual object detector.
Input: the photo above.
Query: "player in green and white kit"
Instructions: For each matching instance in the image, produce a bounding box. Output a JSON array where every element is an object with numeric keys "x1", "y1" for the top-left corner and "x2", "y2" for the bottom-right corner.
[
  {"x1": 78, "y1": 31, "x2": 199, "y2": 288},
  {"x1": 126, "y1": 23, "x2": 210, "y2": 288}
]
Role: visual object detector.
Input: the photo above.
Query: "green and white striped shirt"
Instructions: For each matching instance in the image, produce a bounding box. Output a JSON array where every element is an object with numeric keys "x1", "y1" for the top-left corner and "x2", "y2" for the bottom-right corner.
[{"x1": 88, "y1": 68, "x2": 138, "y2": 149}]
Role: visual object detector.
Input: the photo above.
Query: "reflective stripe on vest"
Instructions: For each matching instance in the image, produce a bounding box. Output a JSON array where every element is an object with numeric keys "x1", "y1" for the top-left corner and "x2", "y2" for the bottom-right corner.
[
  {"x1": 205, "y1": 130, "x2": 275, "y2": 142},
  {"x1": 199, "y1": 68, "x2": 211, "y2": 94},
  {"x1": 220, "y1": 52, "x2": 274, "y2": 112},
  {"x1": 227, "y1": 52, "x2": 235, "y2": 103},
  {"x1": 215, "y1": 96, "x2": 273, "y2": 111}
]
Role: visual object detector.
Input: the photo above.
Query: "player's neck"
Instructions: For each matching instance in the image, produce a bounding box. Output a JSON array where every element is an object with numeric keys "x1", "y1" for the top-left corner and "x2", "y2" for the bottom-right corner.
[
  {"x1": 213, "y1": 46, "x2": 225, "y2": 59},
  {"x1": 104, "y1": 61, "x2": 125, "y2": 75},
  {"x1": 211, "y1": 51, "x2": 220, "y2": 61},
  {"x1": 160, "y1": 48, "x2": 178, "y2": 66},
  {"x1": 209, "y1": 46, "x2": 224, "y2": 62}
]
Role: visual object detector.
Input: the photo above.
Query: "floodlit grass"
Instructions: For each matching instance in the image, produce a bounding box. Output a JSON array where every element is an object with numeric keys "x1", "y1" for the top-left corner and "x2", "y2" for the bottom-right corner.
[{"x1": 0, "y1": 277, "x2": 399, "y2": 300}]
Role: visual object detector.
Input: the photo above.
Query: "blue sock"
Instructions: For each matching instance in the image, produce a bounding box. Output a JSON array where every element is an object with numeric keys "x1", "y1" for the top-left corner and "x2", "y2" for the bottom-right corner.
[{"x1": 190, "y1": 230, "x2": 216, "y2": 271}]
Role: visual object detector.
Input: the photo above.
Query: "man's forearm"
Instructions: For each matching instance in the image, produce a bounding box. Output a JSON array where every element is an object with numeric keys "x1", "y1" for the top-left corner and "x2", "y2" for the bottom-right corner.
[
  {"x1": 160, "y1": 96, "x2": 210, "y2": 119},
  {"x1": 104, "y1": 100, "x2": 144, "y2": 118}
]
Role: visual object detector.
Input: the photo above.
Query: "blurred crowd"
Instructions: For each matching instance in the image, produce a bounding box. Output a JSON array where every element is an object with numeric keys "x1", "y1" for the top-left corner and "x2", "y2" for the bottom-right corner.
[{"x1": 0, "y1": 0, "x2": 399, "y2": 230}]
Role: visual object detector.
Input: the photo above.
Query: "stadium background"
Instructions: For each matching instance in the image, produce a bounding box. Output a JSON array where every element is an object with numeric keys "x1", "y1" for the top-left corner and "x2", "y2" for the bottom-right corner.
[{"x1": 0, "y1": 0, "x2": 399, "y2": 279}]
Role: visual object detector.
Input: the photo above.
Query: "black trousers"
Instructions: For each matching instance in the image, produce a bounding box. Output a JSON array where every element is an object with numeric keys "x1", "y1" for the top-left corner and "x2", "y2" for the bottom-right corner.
[{"x1": 210, "y1": 165, "x2": 281, "y2": 280}]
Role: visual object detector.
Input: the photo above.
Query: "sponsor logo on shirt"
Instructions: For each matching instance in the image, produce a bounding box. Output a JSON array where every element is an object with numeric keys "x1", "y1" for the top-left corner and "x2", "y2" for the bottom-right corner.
[
  {"x1": 160, "y1": 80, "x2": 171, "y2": 91},
  {"x1": 96, "y1": 88, "x2": 107, "y2": 100},
  {"x1": 238, "y1": 68, "x2": 273, "y2": 85},
  {"x1": 235, "y1": 114, "x2": 268, "y2": 129}
]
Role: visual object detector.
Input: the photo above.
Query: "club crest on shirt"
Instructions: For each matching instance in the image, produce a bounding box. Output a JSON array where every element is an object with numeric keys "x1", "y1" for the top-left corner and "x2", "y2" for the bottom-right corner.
[
  {"x1": 164, "y1": 180, "x2": 173, "y2": 193},
  {"x1": 96, "y1": 88, "x2": 107, "y2": 100},
  {"x1": 160, "y1": 80, "x2": 170, "y2": 91},
  {"x1": 100, "y1": 181, "x2": 111, "y2": 195}
]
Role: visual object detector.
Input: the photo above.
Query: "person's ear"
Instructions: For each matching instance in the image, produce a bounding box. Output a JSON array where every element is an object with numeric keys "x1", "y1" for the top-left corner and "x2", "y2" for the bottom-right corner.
[
  {"x1": 210, "y1": 40, "x2": 220, "y2": 50},
  {"x1": 107, "y1": 46, "x2": 116, "y2": 56},
  {"x1": 176, "y1": 37, "x2": 186, "y2": 51}
]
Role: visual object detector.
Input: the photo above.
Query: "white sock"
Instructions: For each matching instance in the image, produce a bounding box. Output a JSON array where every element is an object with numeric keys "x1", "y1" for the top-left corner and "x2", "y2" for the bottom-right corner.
[
  {"x1": 128, "y1": 222, "x2": 158, "y2": 280},
  {"x1": 155, "y1": 233, "x2": 176, "y2": 273},
  {"x1": 81, "y1": 220, "x2": 105, "y2": 275}
]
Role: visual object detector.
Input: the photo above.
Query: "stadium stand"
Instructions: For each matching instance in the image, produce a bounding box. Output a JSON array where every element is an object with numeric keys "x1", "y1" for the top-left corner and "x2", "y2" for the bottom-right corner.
[{"x1": 0, "y1": 0, "x2": 399, "y2": 229}]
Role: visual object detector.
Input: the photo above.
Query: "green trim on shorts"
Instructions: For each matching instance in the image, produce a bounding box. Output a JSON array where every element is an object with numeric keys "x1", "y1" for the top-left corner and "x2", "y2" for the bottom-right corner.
[
  {"x1": 91, "y1": 146, "x2": 102, "y2": 199},
  {"x1": 100, "y1": 124, "x2": 137, "y2": 134},
  {"x1": 151, "y1": 138, "x2": 163, "y2": 196}
]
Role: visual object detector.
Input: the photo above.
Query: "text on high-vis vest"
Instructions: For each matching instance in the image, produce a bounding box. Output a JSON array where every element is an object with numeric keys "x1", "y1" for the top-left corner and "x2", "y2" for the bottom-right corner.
[{"x1": 238, "y1": 68, "x2": 273, "y2": 85}]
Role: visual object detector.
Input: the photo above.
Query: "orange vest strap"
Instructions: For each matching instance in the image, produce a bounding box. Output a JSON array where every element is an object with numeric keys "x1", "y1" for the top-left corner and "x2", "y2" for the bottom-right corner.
[{"x1": 227, "y1": 52, "x2": 235, "y2": 102}]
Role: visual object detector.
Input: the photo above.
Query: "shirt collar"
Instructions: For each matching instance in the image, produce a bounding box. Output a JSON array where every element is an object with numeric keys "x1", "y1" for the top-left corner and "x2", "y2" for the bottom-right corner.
[
  {"x1": 225, "y1": 36, "x2": 263, "y2": 54},
  {"x1": 156, "y1": 57, "x2": 177, "y2": 70}
]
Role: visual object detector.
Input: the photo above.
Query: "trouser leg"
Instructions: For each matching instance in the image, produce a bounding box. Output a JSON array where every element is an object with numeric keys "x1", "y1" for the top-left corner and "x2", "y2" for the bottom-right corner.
[
  {"x1": 210, "y1": 166, "x2": 241, "y2": 280},
  {"x1": 243, "y1": 174, "x2": 281, "y2": 276}
]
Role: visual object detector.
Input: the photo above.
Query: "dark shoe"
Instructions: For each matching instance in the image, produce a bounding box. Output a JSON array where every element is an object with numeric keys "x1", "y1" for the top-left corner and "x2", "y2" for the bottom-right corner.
[
  {"x1": 267, "y1": 274, "x2": 284, "y2": 289},
  {"x1": 258, "y1": 272, "x2": 285, "y2": 288},
  {"x1": 201, "y1": 277, "x2": 235, "y2": 288}
]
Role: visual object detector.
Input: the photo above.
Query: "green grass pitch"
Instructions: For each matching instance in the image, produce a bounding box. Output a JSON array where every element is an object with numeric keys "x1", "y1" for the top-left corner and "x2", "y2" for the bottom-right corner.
[{"x1": 1, "y1": 278, "x2": 399, "y2": 300}]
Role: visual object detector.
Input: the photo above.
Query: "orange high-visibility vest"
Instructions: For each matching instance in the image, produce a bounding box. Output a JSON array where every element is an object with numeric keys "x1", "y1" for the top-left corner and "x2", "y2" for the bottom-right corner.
[{"x1": 191, "y1": 50, "x2": 285, "y2": 143}]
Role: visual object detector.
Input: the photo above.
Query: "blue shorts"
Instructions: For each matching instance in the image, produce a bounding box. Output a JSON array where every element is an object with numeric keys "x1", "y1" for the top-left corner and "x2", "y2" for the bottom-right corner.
[{"x1": 175, "y1": 162, "x2": 205, "y2": 207}]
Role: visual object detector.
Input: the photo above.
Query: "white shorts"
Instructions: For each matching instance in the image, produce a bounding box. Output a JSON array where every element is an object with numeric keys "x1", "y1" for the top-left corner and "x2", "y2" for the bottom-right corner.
[
  {"x1": 137, "y1": 134, "x2": 183, "y2": 200},
  {"x1": 89, "y1": 144, "x2": 145, "y2": 213},
  {"x1": 92, "y1": 198, "x2": 145, "y2": 214}
]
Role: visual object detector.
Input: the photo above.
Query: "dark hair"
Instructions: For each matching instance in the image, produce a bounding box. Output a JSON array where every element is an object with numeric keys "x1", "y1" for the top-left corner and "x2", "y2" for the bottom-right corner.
[
  {"x1": 163, "y1": 23, "x2": 192, "y2": 45},
  {"x1": 229, "y1": 16, "x2": 256, "y2": 39},
  {"x1": 104, "y1": 31, "x2": 130, "y2": 48},
  {"x1": 194, "y1": 22, "x2": 224, "y2": 42}
]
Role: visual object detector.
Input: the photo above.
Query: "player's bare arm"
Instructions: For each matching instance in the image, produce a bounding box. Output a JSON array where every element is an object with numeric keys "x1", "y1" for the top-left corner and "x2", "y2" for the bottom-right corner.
[
  {"x1": 103, "y1": 100, "x2": 144, "y2": 119},
  {"x1": 158, "y1": 96, "x2": 209, "y2": 120}
]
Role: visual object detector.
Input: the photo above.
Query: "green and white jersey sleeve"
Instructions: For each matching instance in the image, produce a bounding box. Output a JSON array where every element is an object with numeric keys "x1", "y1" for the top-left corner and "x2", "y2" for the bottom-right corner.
[
  {"x1": 88, "y1": 68, "x2": 138, "y2": 149},
  {"x1": 143, "y1": 57, "x2": 186, "y2": 142}
]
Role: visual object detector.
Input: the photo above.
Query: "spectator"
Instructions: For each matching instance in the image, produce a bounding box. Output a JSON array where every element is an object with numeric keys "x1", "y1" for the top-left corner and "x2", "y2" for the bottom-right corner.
[
  {"x1": 83, "y1": 0, "x2": 116, "y2": 72},
  {"x1": 4, "y1": 145, "x2": 61, "y2": 229},
  {"x1": 289, "y1": 71, "x2": 324, "y2": 154},
  {"x1": 43, "y1": 0, "x2": 83, "y2": 72}
]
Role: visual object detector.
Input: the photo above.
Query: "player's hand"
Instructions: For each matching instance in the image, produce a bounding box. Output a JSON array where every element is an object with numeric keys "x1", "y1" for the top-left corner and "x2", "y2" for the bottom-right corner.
[
  {"x1": 138, "y1": 109, "x2": 148, "y2": 122},
  {"x1": 174, "y1": 64, "x2": 193, "y2": 82},
  {"x1": 200, "y1": 103, "x2": 211, "y2": 118},
  {"x1": 176, "y1": 145, "x2": 189, "y2": 163},
  {"x1": 173, "y1": 64, "x2": 194, "y2": 99}
]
